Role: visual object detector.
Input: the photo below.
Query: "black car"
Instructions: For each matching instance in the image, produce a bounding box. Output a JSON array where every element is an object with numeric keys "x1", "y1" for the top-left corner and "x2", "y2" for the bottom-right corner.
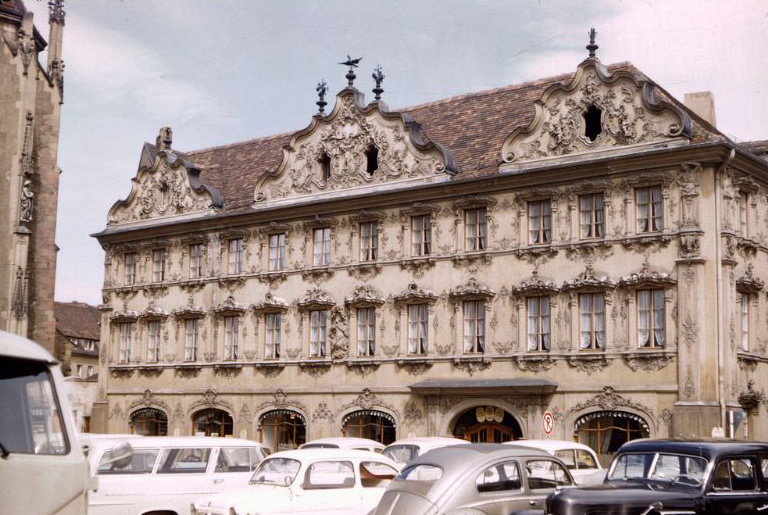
[{"x1": 546, "y1": 438, "x2": 768, "y2": 515}]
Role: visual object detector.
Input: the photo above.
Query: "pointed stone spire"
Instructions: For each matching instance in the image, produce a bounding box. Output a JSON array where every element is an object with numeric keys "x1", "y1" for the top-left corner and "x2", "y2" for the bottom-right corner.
[
  {"x1": 586, "y1": 27, "x2": 598, "y2": 59},
  {"x1": 48, "y1": 0, "x2": 66, "y2": 25}
]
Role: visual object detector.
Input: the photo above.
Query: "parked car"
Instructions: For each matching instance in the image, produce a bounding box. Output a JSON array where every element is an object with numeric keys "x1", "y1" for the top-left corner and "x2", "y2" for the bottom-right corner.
[
  {"x1": 299, "y1": 436, "x2": 385, "y2": 453},
  {"x1": 191, "y1": 448, "x2": 400, "y2": 514},
  {"x1": 505, "y1": 439, "x2": 603, "y2": 484},
  {"x1": 88, "y1": 436, "x2": 271, "y2": 515},
  {"x1": 383, "y1": 436, "x2": 470, "y2": 469},
  {"x1": 374, "y1": 443, "x2": 575, "y2": 515},
  {"x1": 546, "y1": 438, "x2": 768, "y2": 514}
]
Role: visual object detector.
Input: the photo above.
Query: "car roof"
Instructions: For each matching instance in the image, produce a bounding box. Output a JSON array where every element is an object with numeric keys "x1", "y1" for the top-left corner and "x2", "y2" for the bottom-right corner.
[
  {"x1": 0, "y1": 330, "x2": 56, "y2": 363},
  {"x1": 88, "y1": 435, "x2": 269, "y2": 451},
  {"x1": 385, "y1": 437, "x2": 468, "y2": 447},
  {"x1": 299, "y1": 437, "x2": 385, "y2": 449},
  {"x1": 507, "y1": 439, "x2": 596, "y2": 453},
  {"x1": 411, "y1": 443, "x2": 550, "y2": 467},
  {"x1": 616, "y1": 438, "x2": 768, "y2": 459},
  {"x1": 268, "y1": 448, "x2": 397, "y2": 463}
]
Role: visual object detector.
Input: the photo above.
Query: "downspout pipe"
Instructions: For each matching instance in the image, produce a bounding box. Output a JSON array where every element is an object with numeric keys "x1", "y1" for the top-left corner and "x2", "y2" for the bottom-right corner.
[{"x1": 715, "y1": 147, "x2": 736, "y2": 434}]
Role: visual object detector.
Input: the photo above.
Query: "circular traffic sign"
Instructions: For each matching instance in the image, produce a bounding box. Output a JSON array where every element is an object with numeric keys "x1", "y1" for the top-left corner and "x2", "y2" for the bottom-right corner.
[{"x1": 543, "y1": 411, "x2": 555, "y2": 436}]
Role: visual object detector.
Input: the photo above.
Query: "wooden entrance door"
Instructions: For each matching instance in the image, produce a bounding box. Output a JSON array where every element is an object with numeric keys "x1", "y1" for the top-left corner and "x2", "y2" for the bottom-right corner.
[{"x1": 466, "y1": 421, "x2": 516, "y2": 443}]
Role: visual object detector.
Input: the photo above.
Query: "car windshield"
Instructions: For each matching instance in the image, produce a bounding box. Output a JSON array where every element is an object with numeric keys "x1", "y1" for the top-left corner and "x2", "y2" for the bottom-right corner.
[
  {"x1": 250, "y1": 457, "x2": 301, "y2": 486},
  {"x1": 608, "y1": 452, "x2": 707, "y2": 486},
  {"x1": 383, "y1": 445, "x2": 418, "y2": 464},
  {"x1": 398, "y1": 464, "x2": 443, "y2": 482}
]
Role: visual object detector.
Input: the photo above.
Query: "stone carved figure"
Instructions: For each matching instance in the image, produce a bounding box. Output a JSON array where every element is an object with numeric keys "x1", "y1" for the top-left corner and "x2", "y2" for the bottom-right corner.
[
  {"x1": 19, "y1": 180, "x2": 34, "y2": 223},
  {"x1": 329, "y1": 305, "x2": 349, "y2": 360}
]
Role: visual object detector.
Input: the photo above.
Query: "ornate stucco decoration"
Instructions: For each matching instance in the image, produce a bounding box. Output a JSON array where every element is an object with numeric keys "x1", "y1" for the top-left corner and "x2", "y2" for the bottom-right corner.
[
  {"x1": 736, "y1": 264, "x2": 765, "y2": 293},
  {"x1": 339, "y1": 388, "x2": 398, "y2": 419},
  {"x1": 501, "y1": 61, "x2": 691, "y2": 167},
  {"x1": 107, "y1": 127, "x2": 222, "y2": 227},
  {"x1": 344, "y1": 285, "x2": 385, "y2": 307},
  {"x1": 562, "y1": 263, "x2": 615, "y2": 291},
  {"x1": 213, "y1": 295, "x2": 247, "y2": 315},
  {"x1": 188, "y1": 389, "x2": 234, "y2": 415},
  {"x1": 297, "y1": 288, "x2": 336, "y2": 310},
  {"x1": 511, "y1": 269, "x2": 560, "y2": 296},
  {"x1": 448, "y1": 278, "x2": 496, "y2": 302},
  {"x1": 622, "y1": 352, "x2": 674, "y2": 371},
  {"x1": 568, "y1": 386, "x2": 655, "y2": 422},
  {"x1": 254, "y1": 389, "x2": 309, "y2": 418},
  {"x1": 172, "y1": 297, "x2": 206, "y2": 319},
  {"x1": 110, "y1": 309, "x2": 140, "y2": 323},
  {"x1": 139, "y1": 300, "x2": 169, "y2": 319},
  {"x1": 618, "y1": 261, "x2": 676, "y2": 288},
  {"x1": 254, "y1": 88, "x2": 457, "y2": 204},
  {"x1": 127, "y1": 389, "x2": 170, "y2": 414},
  {"x1": 252, "y1": 292, "x2": 289, "y2": 313}
]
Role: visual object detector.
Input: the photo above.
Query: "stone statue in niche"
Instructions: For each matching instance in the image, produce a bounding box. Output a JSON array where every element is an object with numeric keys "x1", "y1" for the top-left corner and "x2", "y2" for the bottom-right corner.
[{"x1": 19, "y1": 180, "x2": 34, "y2": 223}]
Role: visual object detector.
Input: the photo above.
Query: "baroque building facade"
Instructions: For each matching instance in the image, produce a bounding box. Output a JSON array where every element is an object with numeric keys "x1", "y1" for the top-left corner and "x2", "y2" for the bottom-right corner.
[
  {"x1": 0, "y1": 0, "x2": 65, "y2": 352},
  {"x1": 93, "y1": 45, "x2": 768, "y2": 462}
]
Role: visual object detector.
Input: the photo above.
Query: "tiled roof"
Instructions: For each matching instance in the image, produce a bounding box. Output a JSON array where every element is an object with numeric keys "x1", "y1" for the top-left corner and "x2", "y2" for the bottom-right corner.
[
  {"x1": 184, "y1": 61, "x2": 726, "y2": 215},
  {"x1": 54, "y1": 301, "x2": 100, "y2": 340}
]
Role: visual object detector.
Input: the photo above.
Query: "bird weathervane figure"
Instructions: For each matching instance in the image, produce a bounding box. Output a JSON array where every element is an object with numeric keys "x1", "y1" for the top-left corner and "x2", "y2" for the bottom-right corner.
[{"x1": 340, "y1": 55, "x2": 362, "y2": 87}]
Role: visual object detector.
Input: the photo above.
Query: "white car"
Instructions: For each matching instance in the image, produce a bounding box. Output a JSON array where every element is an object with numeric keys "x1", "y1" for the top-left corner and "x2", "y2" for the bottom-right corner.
[
  {"x1": 298, "y1": 436, "x2": 385, "y2": 453},
  {"x1": 504, "y1": 439, "x2": 604, "y2": 484},
  {"x1": 191, "y1": 448, "x2": 400, "y2": 515},
  {"x1": 382, "y1": 436, "x2": 469, "y2": 468}
]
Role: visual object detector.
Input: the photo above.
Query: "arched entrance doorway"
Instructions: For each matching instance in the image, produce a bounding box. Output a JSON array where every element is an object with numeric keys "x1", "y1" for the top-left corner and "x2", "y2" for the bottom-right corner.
[
  {"x1": 192, "y1": 408, "x2": 233, "y2": 437},
  {"x1": 341, "y1": 409, "x2": 396, "y2": 445},
  {"x1": 452, "y1": 406, "x2": 523, "y2": 443},
  {"x1": 258, "y1": 409, "x2": 306, "y2": 452},
  {"x1": 129, "y1": 407, "x2": 168, "y2": 436},
  {"x1": 574, "y1": 410, "x2": 650, "y2": 467}
]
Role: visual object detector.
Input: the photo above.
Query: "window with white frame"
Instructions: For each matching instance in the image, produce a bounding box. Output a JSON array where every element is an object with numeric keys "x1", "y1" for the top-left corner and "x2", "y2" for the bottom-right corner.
[
  {"x1": 76, "y1": 364, "x2": 83, "y2": 378},
  {"x1": 313, "y1": 228, "x2": 331, "y2": 266},
  {"x1": 357, "y1": 307, "x2": 375, "y2": 356},
  {"x1": 739, "y1": 192, "x2": 749, "y2": 236},
  {"x1": 526, "y1": 296, "x2": 551, "y2": 351},
  {"x1": 463, "y1": 300, "x2": 485, "y2": 353},
  {"x1": 189, "y1": 243, "x2": 204, "y2": 279},
  {"x1": 740, "y1": 292, "x2": 749, "y2": 351},
  {"x1": 579, "y1": 193, "x2": 605, "y2": 239},
  {"x1": 360, "y1": 222, "x2": 378, "y2": 262},
  {"x1": 637, "y1": 289, "x2": 665, "y2": 348},
  {"x1": 265, "y1": 313, "x2": 281, "y2": 359},
  {"x1": 465, "y1": 208, "x2": 487, "y2": 251},
  {"x1": 528, "y1": 200, "x2": 552, "y2": 244},
  {"x1": 152, "y1": 249, "x2": 165, "y2": 282},
  {"x1": 411, "y1": 215, "x2": 431, "y2": 256},
  {"x1": 224, "y1": 316, "x2": 239, "y2": 360},
  {"x1": 408, "y1": 304, "x2": 429, "y2": 355},
  {"x1": 636, "y1": 186, "x2": 663, "y2": 233},
  {"x1": 309, "y1": 310, "x2": 327, "y2": 358},
  {"x1": 147, "y1": 320, "x2": 161, "y2": 362},
  {"x1": 228, "y1": 238, "x2": 243, "y2": 275},
  {"x1": 119, "y1": 322, "x2": 133, "y2": 363},
  {"x1": 269, "y1": 233, "x2": 286, "y2": 271},
  {"x1": 87, "y1": 366, "x2": 94, "y2": 377},
  {"x1": 579, "y1": 293, "x2": 605, "y2": 350},
  {"x1": 184, "y1": 319, "x2": 199, "y2": 361},
  {"x1": 124, "y1": 252, "x2": 138, "y2": 285}
]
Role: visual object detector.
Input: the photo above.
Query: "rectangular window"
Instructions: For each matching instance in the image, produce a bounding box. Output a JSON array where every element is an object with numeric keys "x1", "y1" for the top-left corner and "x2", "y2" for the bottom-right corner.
[
  {"x1": 313, "y1": 228, "x2": 331, "y2": 266},
  {"x1": 309, "y1": 310, "x2": 328, "y2": 358},
  {"x1": 119, "y1": 322, "x2": 132, "y2": 363},
  {"x1": 408, "y1": 304, "x2": 429, "y2": 355},
  {"x1": 636, "y1": 186, "x2": 663, "y2": 233},
  {"x1": 357, "y1": 308, "x2": 376, "y2": 357},
  {"x1": 526, "y1": 296, "x2": 551, "y2": 351},
  {"x1": 268, "y1": 233, "x2": 286, "y2": 271},
  {"x1": 579, "y1": 193, "x2": 605, "y2": 239},
  {"x1": 637, "y1": 289, "x2": 665, "y2": 348},
  {"x1": 741, "y1": 292, "x2": 749, "y2": 351},
  {"x1": 528, "y1": 200, "x2": 552, "y2": 244},
  {"x1": 265, "y1": 313, "x2": 281, "y2": 359},
  {"x1": 152, "y1": 249, "x2": 165, "y2": 282},
  {"x1": 147, "y1": 320, "x2": 161, "y2": 362},
  {"x1": 579, "y1": 293, "x2": 605, "y2": 350},
  {"x1": 360, "y1": 222, "x2": 379, "y2": 262},
  {"x1": 463, "y1": 300, "x2": 485, "y2": 353},
  {"x1": 465, "y1": 208, "x2": 487, "y2": 251},
  {"x1": 189, "y1": 243, "x2": 203, "y2": 279},
  {"x1": 76, "y1": 364, "x2": 83, "y2": 378},
  {"x1": 411, "y1": 215, "x2": 432, "y2": 256},
  {"x1": 228, "y1": 238, "x2": 243, "y2": 275},
  {"x1": 87, "y1": 366, "x2": 94, "y2": 377},
  {"x1": 184, "y1": 319, "x2": 199, "y2": 361},
  {"x1": 739, "y1": 192, "x2": 749, "y2": 235},
  {"x1": 124, "y1": 252, "x2": 138, "y2": 285},
  {"x1": 224, "y1": 316, "x2": 239, "y2": 360}
]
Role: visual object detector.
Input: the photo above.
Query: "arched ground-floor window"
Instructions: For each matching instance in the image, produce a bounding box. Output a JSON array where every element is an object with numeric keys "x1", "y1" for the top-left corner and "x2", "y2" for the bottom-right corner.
[
  {"x1": 341, "y1": 409, "x2": 396, "y2": 445},
  {"x1": 129, "y1": 407, "x2": 168, "y2": 436},
  {"x1": 574, "y1": 410, "x2": 650, "y2": 467},
  {"x1": 258, "y1": 409, "x2": 306, "y2": 452},
  {"x1": 452, "y1": 406, "x2": 523, "y2": 443},
  {"x1": 192, "y1": 408, "x2": 233, "y2": 437}
]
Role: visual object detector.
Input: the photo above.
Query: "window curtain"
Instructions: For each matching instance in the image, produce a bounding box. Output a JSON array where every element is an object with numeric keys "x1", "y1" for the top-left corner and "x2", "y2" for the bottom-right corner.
[
  {"x1": 741, "y1": 293, "x2": 750, "y2": 350},
  {"x1": 594, "y1": 194, "x2": 605, "y2": 237},
  {"x1": 148, "y1": 321, "x2": 160, "y2": 362},
  {"x1": 120, "y1": 323, "x2": 132, "y2": 362},
  {"x1": 529, "y1": 202, "x2": 540, "y2": 243},
  {"x1": 423, "y1": 216, "x2": 431, "y2": 255},
  {"x1": 541, "y1": 298, "x2": 551, "y2": 350},
  {"x1": 637, "y1": 188, "x2": 649, "y2": 232},
  {"x1": 542, "y1": 200, "x2": 552, "y2": 242},
  {"x1": 651, "y1": 187, "x2": 663, "y2": 231},
  {"x1": 310, "y1": 310, "x2": 326, "y2": 357},
  {"x1": 594, "y1": 294, "x2": 605, "y2": 349},
  {"x1": 580, "y1": 196, "x2": 592, "y2": 238},
  {"x1": 464, "y1": 301, "x2": 476, "y2": 352},
  {"x1": 466, "y1": 210, "x2": 476, "y2": 250},
  {"x1": 652, "y1": 289, "x2": 665, "y2": 347},
  {"x1": 266, "y1": 314, "x2": 280, "y2": 358},
  {"x1": 478, "y1": 210, "x2": 487, "y2": 250},
  {"x1": 637, "y1": 290, "x2": 650, "y2": 347},
  {"x1": 527, "y1": 297, "x2": 539, "y2": 351},
  {"x1": 580, "y1": 295, "x2": 592, "y2": 349},
  {"x1": 225, "y1": 316, "x2": 239, "y2": 359},
  {"x1": 185, "y1": 319, "x2": 197, "y2": 361},
  {"x1": 313, "y1": 229, "x2": 323, "y2": 265},
  {"x1": 357, "y1": 308, "x2": 374, "y2": 356}
]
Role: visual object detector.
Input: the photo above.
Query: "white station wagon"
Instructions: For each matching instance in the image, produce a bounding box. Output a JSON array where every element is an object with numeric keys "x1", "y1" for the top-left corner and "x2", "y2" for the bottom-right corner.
[
  {"x1": 191, "y1": 448, "x2": 399, "y2": 515},
  {"x1": 504, "y1": 439, "x2": 604, "y2": 485}
]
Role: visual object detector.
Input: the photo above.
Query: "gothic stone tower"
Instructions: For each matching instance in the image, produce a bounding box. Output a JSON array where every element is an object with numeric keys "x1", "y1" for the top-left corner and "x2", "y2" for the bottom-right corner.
[{"x1": 0, "y1": 0, "x2": 65, "y2": 352}]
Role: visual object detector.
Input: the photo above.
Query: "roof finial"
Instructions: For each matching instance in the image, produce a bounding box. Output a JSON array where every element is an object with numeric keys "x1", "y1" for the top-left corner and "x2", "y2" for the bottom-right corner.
[
  {"x1": 339, "y1": 55, "x2": 362, "y2": 87},
  {"x1": 316, "y1": 79, "x2": 328, "y2": 115},
  {"x1": 48, "y1": 0, "x2": 66, "y2": 25},
  {"x1": 156, "y1": 126, "x2": 172, "y2": 151},
  {"x1": 372, "y1": 65, "x2": 385, "y2": 101},
  {"x1": 586, "y1": 27, "x2": 598, "y2": 59}
]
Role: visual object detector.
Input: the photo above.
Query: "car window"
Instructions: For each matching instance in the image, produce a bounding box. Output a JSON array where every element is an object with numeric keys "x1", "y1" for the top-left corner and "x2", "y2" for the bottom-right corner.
[
  {"x1": 215, "y1": 447, "x2": 263, "y2": 473},
  {"x1": 610, "y1": 453, "x2": 706, "y2": 485},
  {"x1": 712, "y1": 458, "x2": 757, "y2": 492},
  {"x1": 575, "y1": 450, "x2": 598, "y2": 470},
  {"x1": 251, "y1": 457, "x2": 301, "y2": 486},
  {"x1": 555, "y1": 450, "x2": 576, "y2": 469},
  {"x1": 360, "y1": 461, "x2": 398, "y2": 487},
  {"x1": 526, "y1": 459, "x2": 572, "y2": 489},
  {"x1": 476, "y1": 461, "x2": 522, "y2": 492},
  {"x1": 98, "y1": 448, "x2": 159, "y2": 475},
  {"x1": 383, "y1": 444, "x2": 418, "y2": 464},
  {"x1": 157, "y1": 447, "x2": 211, "y2": 473},
  {"x1": 301, "y1": 443, "x2": 339, "y2": 449},
  {"x1": 399, "y1": 464, "x2": 443, "y2": 482},
  {"x1": 303, "y1": 460, "x2": 355, "y2": 489}
]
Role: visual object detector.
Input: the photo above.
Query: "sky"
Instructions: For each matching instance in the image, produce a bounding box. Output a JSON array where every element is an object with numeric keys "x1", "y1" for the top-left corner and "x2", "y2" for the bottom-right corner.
[{"x1": 23, "y1": 0, "x2": 768, "y2": 305}]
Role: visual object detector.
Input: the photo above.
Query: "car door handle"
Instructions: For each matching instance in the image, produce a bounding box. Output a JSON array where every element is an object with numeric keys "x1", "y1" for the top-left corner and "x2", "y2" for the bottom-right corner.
[
  {"x1": 213, "y1": 479, "x2": 224, "y2": 484},
  {"x1": 529, "y1": 500, "x2": 539, "y2": 506},
  {"x1": 757, "y1": 504, "x2": 768, "y2": 511}
]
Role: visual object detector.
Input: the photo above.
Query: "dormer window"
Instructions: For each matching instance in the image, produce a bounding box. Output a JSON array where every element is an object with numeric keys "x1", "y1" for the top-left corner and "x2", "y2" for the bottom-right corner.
[
  {"x1": 365, "y1": 146, "x2": 379, "y2": 175},
  {"x1": 319, "y1": 153, "x2": 331, "y2": 181},
  {"x1": 583, "y1": 104, "x2": 602, "y2": 141}
]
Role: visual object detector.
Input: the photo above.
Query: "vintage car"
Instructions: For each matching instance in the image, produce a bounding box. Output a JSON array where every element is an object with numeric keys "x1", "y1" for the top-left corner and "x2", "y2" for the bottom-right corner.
[
  {"x1": 191, "y1": 448, "x2": 400, "y2": 514},
  {"x1": 546, "y1": 438, "x2": 768, "y2": 515},
  {"x1": 505, "y1": 439, "x2": 604, "y2": 485},
  {"x1": 374, "y1": 443, "x2": 575, "y2": 515},
  {"x1": 298, "y1": 436, "x2": 385, "y2": 453},
  {"x1": 382, "y1": 436, "x2": 470, "y2": 468}
]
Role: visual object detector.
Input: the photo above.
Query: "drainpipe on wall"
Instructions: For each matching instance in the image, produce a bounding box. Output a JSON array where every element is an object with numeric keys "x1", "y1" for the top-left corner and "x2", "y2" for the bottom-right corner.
[{"x1": 715, "y1": 148, "x2": 736, "y2": 434}]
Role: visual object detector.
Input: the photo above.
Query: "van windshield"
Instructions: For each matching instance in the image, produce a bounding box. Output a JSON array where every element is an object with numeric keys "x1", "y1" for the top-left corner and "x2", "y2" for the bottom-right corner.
[{"x1": 0, "y1": 357, "x2": 68, "y2": 455}]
